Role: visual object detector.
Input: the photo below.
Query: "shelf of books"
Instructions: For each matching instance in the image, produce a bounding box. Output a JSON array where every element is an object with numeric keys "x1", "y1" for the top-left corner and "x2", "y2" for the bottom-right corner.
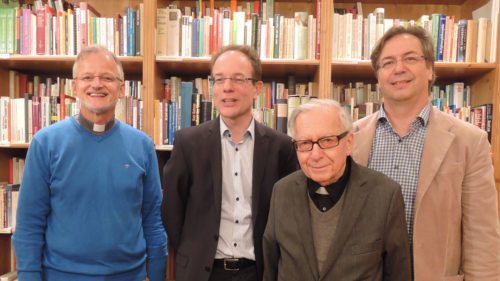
[{"x1": 152, "y1": 0, "x2": 326, "y2": 150}]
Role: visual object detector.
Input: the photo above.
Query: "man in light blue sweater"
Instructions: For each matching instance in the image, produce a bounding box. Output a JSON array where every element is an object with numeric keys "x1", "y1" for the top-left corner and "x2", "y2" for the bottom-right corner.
[{"x1": 13, "y1": 45, "x2": 167, "y2": 281}]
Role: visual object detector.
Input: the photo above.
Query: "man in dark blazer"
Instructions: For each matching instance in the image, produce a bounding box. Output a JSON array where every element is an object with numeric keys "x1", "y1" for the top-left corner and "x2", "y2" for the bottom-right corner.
[
  {"x1": 263, "y1": 99, "x2": 410, "y2": 281},
  {"x1": 163, "y1": 45, "x2": 297, "y2": 281}
]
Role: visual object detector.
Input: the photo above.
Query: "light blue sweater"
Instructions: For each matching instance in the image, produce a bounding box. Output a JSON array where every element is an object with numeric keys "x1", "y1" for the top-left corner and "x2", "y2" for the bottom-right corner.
[{"x1": 13, "y1": 117, "x2": 167, "y2": 281}]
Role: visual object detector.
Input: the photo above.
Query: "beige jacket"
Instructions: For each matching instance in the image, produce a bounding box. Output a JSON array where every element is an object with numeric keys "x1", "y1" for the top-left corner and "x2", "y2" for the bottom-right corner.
[{"x1": 352, "y1": 106, "x2": 500, "y2": 281}]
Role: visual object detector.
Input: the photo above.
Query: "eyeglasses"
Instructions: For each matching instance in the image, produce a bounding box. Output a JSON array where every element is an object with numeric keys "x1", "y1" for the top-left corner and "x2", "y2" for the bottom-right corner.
[
  {"x1": 209, "y1": 75, "x2": 256, "y2": 85},
  {"x1": 293, "y1": 131, "x2": 349, "y2": 152},
  {"x1": 74, "y1": 74, "x2": 123, "y2": 84},
  {"x1": 378, "y1": 54, "x2": 426, "y2": 71}
]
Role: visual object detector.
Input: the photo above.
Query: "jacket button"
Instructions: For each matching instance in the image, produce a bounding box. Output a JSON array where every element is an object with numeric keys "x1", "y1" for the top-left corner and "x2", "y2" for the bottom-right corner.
[
  {"x1": 205, "y1": 266, "x2": 211, "y2": 272},
  {"x1": 214, "y1": 235, "x2": 218, "y2": 241}
]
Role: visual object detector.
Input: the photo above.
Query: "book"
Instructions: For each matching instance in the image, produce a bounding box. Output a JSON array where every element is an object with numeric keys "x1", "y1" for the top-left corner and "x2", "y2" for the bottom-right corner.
[
  {"x1": 293, "y1": 12, "x2": 308, "y2": 60},
  {"x1": 166, "y1": 8, "x2": 181, "y2": 56},
  {"x1": 0, "y1": 270, "x2": 16, "y2": 281},
  {"x1": 275, "y1": 98, "x2": 287, "y2": 134}
]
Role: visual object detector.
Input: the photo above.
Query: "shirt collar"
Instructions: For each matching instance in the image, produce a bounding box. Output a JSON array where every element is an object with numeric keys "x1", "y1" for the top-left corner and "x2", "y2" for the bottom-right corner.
[
  {"x1": 378, "y1": 103, "x2": 431, "y2": 127},
  {"x1": 220, "y1": 117, "x2": 255, "y2": 140}
]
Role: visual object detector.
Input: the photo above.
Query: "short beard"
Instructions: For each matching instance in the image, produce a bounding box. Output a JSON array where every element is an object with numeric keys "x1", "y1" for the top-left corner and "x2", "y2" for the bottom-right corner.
[{"x1": 80, "y1": 98, "x2": 119, "y2": 115}]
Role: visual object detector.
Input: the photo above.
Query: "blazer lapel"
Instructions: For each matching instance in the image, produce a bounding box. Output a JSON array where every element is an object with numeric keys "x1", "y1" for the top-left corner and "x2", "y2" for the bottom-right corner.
[
  {"x1": 292, "y1": 172, "x2": 320, "y2": 280},
  {"x1": 416, "y1": 108, "x2": 455, "y2": 208},
  {"x1": 352, "y1": 113, "x2": 379, "y2": 166},
  {"x1": 320, "y1": 161, "x2": 370, "y2": 279},
  {"x1": 209, "y1": 118, "x2": 223, "y2": 218},
  {"x1": 251, "y1": 122, "x2": 269, "y2": 226}
]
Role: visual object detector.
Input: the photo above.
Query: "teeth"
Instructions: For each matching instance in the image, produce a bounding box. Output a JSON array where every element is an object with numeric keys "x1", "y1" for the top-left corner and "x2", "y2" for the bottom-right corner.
[{"x1": 89, "y1": 93, "x2": 106, "y2": 97}]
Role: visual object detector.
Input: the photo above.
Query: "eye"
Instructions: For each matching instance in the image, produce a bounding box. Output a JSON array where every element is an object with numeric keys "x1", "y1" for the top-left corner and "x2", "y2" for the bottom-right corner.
[
  {"x1": 404, "y1": 56, "x2": 419, "y2": 63},
  {"x1": 319, "y1": 137, "x2": 337, "y2": 147},
  {"x1": 81, "y1": 75, "x2": 93, "y2": 82},
  {"x1": 380, "y1": 60, "x2": 395, "y2": 69},
  {"x1": 232, "y1": 77, "x2": 245, "y2": 84},
  {"x1": 295, "y1": 140, "x2": 311, "y2": 150},
  {"x1": 214, "y1": 78, "x2": 225, "y2": 84},
  {"x1": 101, "y1": 76, "x2": 115, "y2": 83}
]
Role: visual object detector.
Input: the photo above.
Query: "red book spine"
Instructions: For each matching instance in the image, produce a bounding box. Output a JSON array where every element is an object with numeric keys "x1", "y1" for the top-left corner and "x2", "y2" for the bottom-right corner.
[
  {"x1": 315, "y1": 0, "x2": 321, "y2": 59},
  {"x1": 36, "y1": 9, "x2": 46, "y2": 54}
]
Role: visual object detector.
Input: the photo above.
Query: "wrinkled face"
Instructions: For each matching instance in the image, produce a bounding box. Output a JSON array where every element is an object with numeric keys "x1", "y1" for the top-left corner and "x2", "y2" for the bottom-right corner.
[
  {"x1": 376, "y1": 34, "x2": 433, "y2": 106},
  {"x1": 72, "y1": 52, "x2": 124, "y2": 122},
  {"x1": 294, "y1": 108, "x2": 353, "y2": 186},
  {"x1": 212, "y1": 50, "x2": 262, "y2": 124}
]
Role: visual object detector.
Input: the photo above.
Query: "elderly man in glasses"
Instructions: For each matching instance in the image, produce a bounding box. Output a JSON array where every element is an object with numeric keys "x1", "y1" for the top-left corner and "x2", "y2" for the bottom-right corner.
[{"x1": 263, "y1": 99, "x2": 410, "y2": 281}]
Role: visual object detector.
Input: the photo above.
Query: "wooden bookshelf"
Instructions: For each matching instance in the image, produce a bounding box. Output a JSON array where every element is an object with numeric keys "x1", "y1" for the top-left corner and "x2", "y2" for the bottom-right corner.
[{"x1": 0, "y1": 0, "x2": 499, "y2": 279}]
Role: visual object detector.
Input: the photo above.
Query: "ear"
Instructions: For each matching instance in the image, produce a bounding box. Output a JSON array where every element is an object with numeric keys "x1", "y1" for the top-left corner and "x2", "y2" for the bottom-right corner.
[
  {"x1": 253, "y1": 80, "x2": 263, "y2": 99},
  {"x1": 119, "y1": 82, "x2": 125, "y2": 98},
  {"x1": 72, "y1": 79, "x2": 78, "y2": 97},
  {"x1": 345, "y1": 132, "x2": 354, "y2": 156},
  {"x1": 426, "y1": 63, "x2": 434, "y2": 82}
]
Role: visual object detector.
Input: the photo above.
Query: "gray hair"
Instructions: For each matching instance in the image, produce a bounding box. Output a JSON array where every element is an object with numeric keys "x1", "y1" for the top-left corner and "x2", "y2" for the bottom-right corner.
[
  {"x1": 72, "y1": 45, "x2": 124, "y2": 80},
  {"x1": 288, "y1": 99, "x2": 353, "y2": 139}
]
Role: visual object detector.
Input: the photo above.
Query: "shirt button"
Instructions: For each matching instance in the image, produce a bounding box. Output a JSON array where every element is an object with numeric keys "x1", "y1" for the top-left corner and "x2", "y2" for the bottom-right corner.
[
  {"x1": 234, "y1": 243, "x2": 237, "y2": 247},
  {"x1": 236, "y1": 197, "x2": 240, "y2": 201},
  {"x1": 235, "y1": 172, "x2": 238, "y2": 176},
  {"x1": 236, "y1": 148, "x2": 239, "y2": 151},
  {"x1": 235, "y1": 220, "x2": 239, "y2": 223},
  {"x1": 398, "y1": 139, "x2": 402, "y2": 143}
]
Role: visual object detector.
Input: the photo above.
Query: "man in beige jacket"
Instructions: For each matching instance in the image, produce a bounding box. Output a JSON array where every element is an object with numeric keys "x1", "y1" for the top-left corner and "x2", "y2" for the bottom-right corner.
[{"x1": 352, "y1": 25, "x2": 500, "y2": 280}]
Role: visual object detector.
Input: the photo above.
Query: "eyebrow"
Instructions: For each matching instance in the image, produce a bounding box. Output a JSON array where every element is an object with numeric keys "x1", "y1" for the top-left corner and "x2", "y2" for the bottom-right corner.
[
  {"x1": 212, "y1": 72, "x2": 247, "y2": 77},
  {"x1": 380, "y1": 51, "x2": 420, "y2": 60}
]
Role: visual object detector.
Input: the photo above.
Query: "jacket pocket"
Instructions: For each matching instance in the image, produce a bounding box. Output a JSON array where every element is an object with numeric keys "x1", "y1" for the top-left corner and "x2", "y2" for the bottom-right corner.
[
  {"x1": 351, "y1": 239, "x2": 382, "y2": 255},
  {"x1": 443, "y1": 274, "x2": 464, "y2": 281},
  {"x1": 176, "y1": 251, "x2": 189, "y2": 268}
]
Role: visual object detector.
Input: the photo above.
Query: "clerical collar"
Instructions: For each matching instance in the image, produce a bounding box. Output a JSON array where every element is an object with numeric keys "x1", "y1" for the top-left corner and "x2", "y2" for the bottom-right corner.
[
  {"x1": 307, "y1": 157, "x2": 352, "y2": 212},
  {"x1": 77, "y1": 114, "x2": 115, "y2": 134}
]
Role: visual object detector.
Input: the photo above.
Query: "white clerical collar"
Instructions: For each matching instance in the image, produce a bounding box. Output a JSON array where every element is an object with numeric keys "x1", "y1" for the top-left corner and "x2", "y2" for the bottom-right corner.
[{"x1": 77, "y1": 114, "x2": 115, "y2": 134}]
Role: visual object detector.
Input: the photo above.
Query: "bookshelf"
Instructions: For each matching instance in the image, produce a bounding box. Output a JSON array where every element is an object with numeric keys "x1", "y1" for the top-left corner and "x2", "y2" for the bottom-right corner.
[{"x1": 0, "y1": 0, "x2": 499, "y2": 280}]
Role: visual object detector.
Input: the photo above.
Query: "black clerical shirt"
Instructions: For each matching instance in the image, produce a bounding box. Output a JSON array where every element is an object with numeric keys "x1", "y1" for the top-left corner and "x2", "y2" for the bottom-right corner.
[{"x1": 307, "y1": 157, "x2": 351, "y2": 212}]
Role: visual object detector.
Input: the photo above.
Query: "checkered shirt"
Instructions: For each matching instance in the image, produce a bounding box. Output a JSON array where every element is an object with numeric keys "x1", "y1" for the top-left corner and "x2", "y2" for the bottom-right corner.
[{"x1": 368, "y1": 104, "x2": 430, "y2": 243}]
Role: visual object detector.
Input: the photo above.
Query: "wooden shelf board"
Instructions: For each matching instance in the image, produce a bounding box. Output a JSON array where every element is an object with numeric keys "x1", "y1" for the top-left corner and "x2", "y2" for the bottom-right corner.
[
  {"x1": 0, "y1": 55, "x2": 143, "y2": 76},
  {"x1": 331, "y1": 61, "x2": 496, "y2": 81},
  {"x1": 0, "y1": 229, "x2": 12, "y2": 234},
  {"x1": 334, "y1": 0, "x2": 466, "y2": 4},
  {"x1": 156, "y1": 145, "x2": 174, "y2": 151},
  {"x1": 0, "y1": 144, "x2": 29, "y2": 149},
  {"x1": 156, "y1": 56, "x2": 319, "y2": 79}
]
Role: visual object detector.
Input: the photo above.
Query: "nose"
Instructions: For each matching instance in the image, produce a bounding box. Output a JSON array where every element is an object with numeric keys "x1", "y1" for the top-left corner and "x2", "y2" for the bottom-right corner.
[
  {"x1": 309, "y1": 142, "x2": 324, "y2": 160},
  {"x1": 90, "y1": 76, "x2": 104, "y2": 87},
  {"x1": 393, "y1": 58, "x2": 407, "y2": 72},
  {"x1": 222, "y1": 78, "x2": 234, "y2": 91}
]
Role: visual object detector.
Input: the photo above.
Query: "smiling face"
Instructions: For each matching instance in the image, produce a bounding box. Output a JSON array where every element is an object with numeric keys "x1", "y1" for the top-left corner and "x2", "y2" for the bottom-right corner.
[
  {"x1": 72, "y1": 51, "x2": 124, "y2": 124},
  {"x1": 294, "y1": 107, "x2": 353, "y2": 186},
  {"x1": 211, "y1": 50, "x2": 262, "y2": 126},
  {"x1": 376, "y1": 34, "x2": 433, "y2": 108}
]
